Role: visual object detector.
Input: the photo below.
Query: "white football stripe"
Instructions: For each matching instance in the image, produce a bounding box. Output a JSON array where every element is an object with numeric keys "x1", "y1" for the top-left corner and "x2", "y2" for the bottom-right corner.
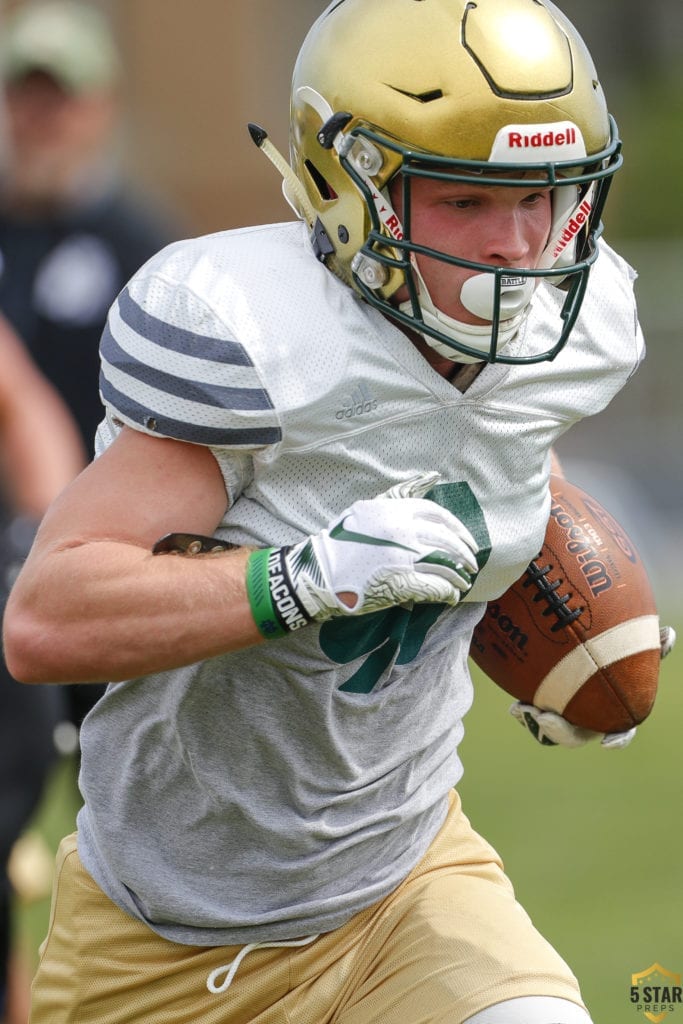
[{"x1": 534, "y1": 614, "x2": 661, "y2": 714}]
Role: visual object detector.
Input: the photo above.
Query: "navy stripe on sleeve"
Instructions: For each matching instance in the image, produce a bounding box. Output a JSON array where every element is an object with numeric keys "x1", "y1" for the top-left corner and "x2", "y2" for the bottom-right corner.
[
  {"x1": 117, "y1": 287, "x2": 254, "y2": 367},
  {"x1": 99, "y1": 375, "x2": 282, "y2": 447},
  {"x1": 101, "y1": 325, "x2": 274, "y2": 412}
]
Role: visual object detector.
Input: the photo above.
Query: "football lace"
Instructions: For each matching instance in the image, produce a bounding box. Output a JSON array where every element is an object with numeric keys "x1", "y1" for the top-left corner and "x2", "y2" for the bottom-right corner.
[{"x1": 522, "y1": 558, "x2": 584, "y2": 632}]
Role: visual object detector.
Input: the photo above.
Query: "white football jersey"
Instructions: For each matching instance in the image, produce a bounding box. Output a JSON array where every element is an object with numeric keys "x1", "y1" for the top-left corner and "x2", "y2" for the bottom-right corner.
[{"x1": 78, "y1": 220, "x2": 644, "y2": 945}]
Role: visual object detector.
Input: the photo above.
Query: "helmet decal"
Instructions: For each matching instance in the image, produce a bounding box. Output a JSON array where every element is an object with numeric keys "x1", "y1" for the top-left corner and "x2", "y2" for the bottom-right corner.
[{"x1": 489, "y1": 122, "x2": 587, "y2": 163}]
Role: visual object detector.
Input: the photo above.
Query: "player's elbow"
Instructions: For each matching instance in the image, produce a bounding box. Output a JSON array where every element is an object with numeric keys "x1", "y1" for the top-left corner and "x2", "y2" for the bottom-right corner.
[{"x1": 2, "y1": 596, "x2": 75, "y2": 684}]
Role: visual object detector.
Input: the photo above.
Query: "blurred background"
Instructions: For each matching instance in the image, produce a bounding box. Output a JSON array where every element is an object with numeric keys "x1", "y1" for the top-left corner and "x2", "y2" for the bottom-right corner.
[{"x1": 0, "y1": 2, "x2": 680, "y2": 1022}]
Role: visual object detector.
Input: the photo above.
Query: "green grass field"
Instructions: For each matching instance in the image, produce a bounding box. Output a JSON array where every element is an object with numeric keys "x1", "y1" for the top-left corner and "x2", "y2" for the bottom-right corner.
[
  {"x1": 459, "y1": 619, "x2": 683, "y2": 1021},
  {"x1": 13, "y1": 616, "x2": 681, "y2": 1022}
]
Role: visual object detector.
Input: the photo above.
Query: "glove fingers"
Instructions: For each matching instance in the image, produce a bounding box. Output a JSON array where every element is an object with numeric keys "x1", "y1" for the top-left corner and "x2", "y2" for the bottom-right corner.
[
  {"x1": 412, "y1": 504, "x2": 479, "y2": 558},
  {"x1": 413, "y1": 552, "x2": 473, "y2": 590},
  {"x1": 413, "y1": 528, "x2": 478, "y2": 574},
  {"x1": 360, "y1": 569, "x2": 467, "y2": 611},
  {"x1": 534, "y1": 710, "x2": 598, "y2": 748},
  {"x1": 509, "y1": 704, "x2": 558, "y2": 746},
  {"x1": 339, "y1": 502, "x2": 479, "y2": 574},
  {"x1": 403, "y1": 506, "x2": 479, "y2": 573},
  {"x1": 328, "y1": 539, "x2": 475, "y2": 595},
  {"x1": 660, "y1": 624, "x2": 676, "y2": 660},
  {"x1": 600, "y1": 727, "x2": 637, "y2": 749},
  {"x1": 510, "y1": 702, "x2": 600, "y2": 748},
  {"x1": 374, "y1": 478, "x2": 480, "y2": 565}
]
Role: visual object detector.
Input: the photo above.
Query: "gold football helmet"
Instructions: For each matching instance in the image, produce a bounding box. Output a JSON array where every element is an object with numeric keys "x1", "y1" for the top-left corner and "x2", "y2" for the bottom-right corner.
[{"x1": 261, "y1": 0, "x2": 622, "y2": 363}]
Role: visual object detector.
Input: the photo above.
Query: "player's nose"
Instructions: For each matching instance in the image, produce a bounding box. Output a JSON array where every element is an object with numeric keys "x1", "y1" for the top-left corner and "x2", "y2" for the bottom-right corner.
[{"x1": 483, "y1": 211, "x2": 532, "y2": 265}]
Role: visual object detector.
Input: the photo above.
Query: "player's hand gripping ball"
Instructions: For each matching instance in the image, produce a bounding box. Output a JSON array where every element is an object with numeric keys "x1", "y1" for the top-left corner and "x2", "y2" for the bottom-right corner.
[{"x1": 470, "y1": 475, "x2": 662, "y2": 734}]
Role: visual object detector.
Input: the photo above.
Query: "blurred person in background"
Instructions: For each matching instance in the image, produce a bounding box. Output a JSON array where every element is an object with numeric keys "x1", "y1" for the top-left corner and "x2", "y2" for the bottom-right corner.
[
  {"x1": 0, "y1": 0, "x2": 183, "y2": 734},
  {"x1": 0, "y1": 0, "x2": 181, "y2": 452},
  {"x1": 0, "y1": 312, "x2": 85, "y2": 1024}
]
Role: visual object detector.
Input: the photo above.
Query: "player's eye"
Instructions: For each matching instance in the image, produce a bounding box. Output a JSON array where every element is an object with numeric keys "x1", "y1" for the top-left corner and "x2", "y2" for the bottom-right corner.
[
  {"x1": 522, "y1": 191, "x2": 549, "y2": 207},
  {"x1": 447, "y1": 197, "x2": 479, "y2": 210}
]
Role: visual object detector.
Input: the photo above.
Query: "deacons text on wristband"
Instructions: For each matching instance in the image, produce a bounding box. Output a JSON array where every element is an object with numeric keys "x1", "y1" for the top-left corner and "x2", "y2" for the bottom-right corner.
[{"x1": 246, "y1": 547, "x2": 312, "y2": 639}]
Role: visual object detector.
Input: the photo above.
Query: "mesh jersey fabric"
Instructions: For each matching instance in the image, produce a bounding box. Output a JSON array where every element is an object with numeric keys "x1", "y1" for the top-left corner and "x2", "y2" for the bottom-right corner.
[{"x1": 77, "y1": 219, "x2": 644, "y2": 945}]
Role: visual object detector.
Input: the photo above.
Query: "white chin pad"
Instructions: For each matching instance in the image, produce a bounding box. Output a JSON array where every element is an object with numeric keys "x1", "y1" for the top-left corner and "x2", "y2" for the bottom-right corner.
[{"x1": 460, "y1": 272, "x2": 535, "y2": 321}]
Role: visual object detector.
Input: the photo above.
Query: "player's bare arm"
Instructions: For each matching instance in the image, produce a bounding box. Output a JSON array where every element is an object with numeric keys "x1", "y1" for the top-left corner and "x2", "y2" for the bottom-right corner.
[
  {"x1": 3, "y1": 426, "x2": 262, "y2": 684},
  {"x1": 4, "y1": 430, "x2": 479, "y2": 684}
]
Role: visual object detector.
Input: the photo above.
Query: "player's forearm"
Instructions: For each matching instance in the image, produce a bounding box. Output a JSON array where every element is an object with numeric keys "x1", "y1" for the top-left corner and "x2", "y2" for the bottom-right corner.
[{"x1": 3, "y1": 539, "x2": 262, "y2": 684}]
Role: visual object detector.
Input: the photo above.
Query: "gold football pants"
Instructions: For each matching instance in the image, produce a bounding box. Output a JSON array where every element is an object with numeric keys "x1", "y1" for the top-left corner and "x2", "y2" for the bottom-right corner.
[{"x1": 31, "y1": 791, "x2": 586, "y2": 1023}]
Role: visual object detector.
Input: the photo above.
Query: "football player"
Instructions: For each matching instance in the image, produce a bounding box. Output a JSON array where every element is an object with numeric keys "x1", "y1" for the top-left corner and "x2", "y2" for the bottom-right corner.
[{"x1": 2, "y1": 2, "x2": 672, "y2": 1022}]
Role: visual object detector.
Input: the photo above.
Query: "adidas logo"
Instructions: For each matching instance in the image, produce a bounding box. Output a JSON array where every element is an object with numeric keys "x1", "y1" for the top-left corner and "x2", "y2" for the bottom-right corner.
[{"x1": 335, "y1": 382, "x2": 378, "y2": 421}]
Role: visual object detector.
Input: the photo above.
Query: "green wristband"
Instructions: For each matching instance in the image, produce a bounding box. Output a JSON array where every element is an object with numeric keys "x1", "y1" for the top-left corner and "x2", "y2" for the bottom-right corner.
[
  {"x1": 246, "y1": 548, "x2": 288, "y2": 639},
  {"x1": 246, "y1": 546, "x2": 314, "y2": 639}
]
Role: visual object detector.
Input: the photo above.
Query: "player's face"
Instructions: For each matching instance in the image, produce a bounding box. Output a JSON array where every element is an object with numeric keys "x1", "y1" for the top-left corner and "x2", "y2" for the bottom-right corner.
[{"x1": 389, "y1": 172, "x2": 552, "y2": 326}]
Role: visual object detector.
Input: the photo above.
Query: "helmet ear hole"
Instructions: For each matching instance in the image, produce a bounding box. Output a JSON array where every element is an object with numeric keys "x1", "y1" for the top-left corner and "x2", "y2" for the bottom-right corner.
[{"x1": 304, "y1": 159, "x2": 338, "y2": 201}]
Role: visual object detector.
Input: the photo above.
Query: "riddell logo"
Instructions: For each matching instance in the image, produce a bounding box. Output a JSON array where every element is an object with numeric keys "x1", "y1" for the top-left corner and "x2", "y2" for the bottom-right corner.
[
  {"x1": 372, "y1": 191, "x2": 404, "y2": 241},
  {"x1": 508, "y1": 127, "x2": 578, "y2": 149},
  {"x1": 551, "y1": 198, "x2": 593, "y2": 259}
]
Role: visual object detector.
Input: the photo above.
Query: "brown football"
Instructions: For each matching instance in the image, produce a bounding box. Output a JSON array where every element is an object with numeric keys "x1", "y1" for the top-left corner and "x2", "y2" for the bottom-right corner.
[{"x1": 470, "y1": 475, "x2": 661, "y2": 733}]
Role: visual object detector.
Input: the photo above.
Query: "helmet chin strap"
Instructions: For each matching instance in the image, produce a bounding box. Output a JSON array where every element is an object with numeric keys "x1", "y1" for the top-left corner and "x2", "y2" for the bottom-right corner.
[{"x1": 399, "y1": 260, "x2": 532, "y2": 363}]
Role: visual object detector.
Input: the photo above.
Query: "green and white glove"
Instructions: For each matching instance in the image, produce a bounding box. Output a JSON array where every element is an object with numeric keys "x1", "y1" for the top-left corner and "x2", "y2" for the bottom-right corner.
[
  {"x1": 509, "y1": 702, "x2": 637, "y2": 749},
  {"x1": 510, "y1": 624, "x2": 676, "y2": 750},
  {"x1": 245, "y1": 472, "x2": 479, "y2": 639}
]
